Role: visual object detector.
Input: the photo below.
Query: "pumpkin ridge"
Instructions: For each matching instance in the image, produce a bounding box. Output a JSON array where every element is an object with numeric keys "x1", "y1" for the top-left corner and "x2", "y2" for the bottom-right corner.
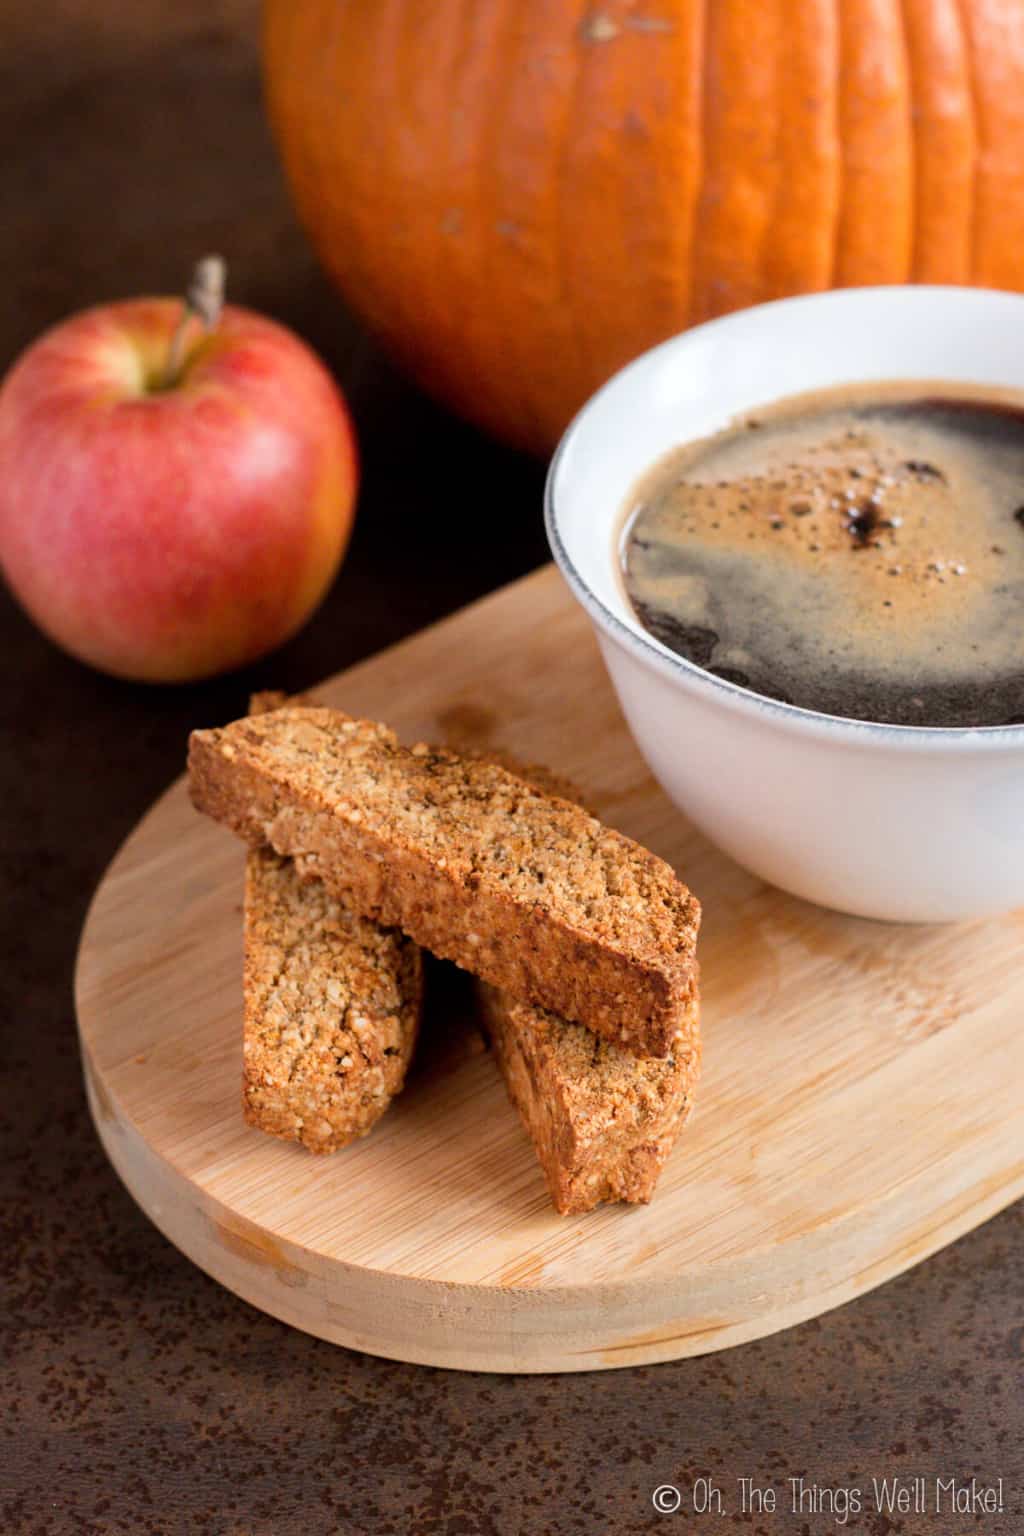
[
  {"x1": 750, "y1": 0, "x2": 793, "y2": 304},
  {"x1": 396, "y1": 0, "x2": 470, "y2": 408},
  {"x1": 681, "y1": 0, "x2": 706, "y2": 330},
  {"x1": 411, "y1": 1, "x2": 532, "y2": 442},
  {"x1": 472, "y1": 0, "x2": 548, "y2": 448},
  {"x1": 955, "y1": 0, "x2": 1024, "y2": 288},
  {"x1": 896, "y1": 0, "x2": 918, "y2": 286},
  {"x1": 554, "y1": 8, "x2": 603, "y2": 408},
  {"x1": 564, "y1": 7, "x2": 631, "y2": 395},
  {"x1": 952, "y1": 0, "x2": 983, "y2": 282},
  {"x1": 360, "y1": 1, "x2": 417, "y2": 364},
  {"x1": 901, "y1": 0, "x2": 975, "y2": 282},
  {"x1": 825, "y1": 0, "x2": 842, "y2": 292},
  {"x1": 434, "y1": 5, "x2": 509, "y2": 427},
  {"x1": 751, "y1": 0, "x2": 787, "y2": 307},
  {"x1": 691, "y1": 0, "x2": 787, "y2": 320},
  {"x1": 372, "y1": 0, "x2": 444, "y2": 379},
  {"x1": 835, "y1": 0, "x2": 914, "y2": 285},
  {"x1": 484, "y1": 3, "x2": 601, "y2": 449},
  {"x1": 562, "y1": 5, "x2": 692, "y2": 397},
  {"x1": 601, "y1": 3, "x2": 704, "y2": 353},
  {"x1": 684, "y1": 0, "x2": 709, "y2": 326},
  {"x1": 763, "y1": 0, "x2": 842, "y2": 300},
  {"x1": 538, "y1": 10, "x2": 597, "y2": 438}
]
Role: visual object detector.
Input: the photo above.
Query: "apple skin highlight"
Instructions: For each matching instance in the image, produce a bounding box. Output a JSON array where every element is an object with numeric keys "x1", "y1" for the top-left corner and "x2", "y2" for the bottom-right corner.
[{"x1": 0, "y1": 297, "x2": 358, "y2": 681}]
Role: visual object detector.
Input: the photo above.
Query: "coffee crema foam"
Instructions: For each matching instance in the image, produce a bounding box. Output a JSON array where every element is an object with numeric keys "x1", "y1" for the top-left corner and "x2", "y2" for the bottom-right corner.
[{"x1": 621, "y1": 382, "x2": 1024, "y2": 727}]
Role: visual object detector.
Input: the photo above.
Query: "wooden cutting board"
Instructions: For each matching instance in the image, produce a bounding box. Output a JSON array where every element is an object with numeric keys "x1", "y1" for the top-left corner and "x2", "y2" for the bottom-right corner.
[{"x1": 75, "y1": 565, "x2": 1024, "y2": 1373}]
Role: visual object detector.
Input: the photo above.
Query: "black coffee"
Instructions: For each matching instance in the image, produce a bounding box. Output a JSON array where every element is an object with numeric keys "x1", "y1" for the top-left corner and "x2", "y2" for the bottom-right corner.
[{"x1": 621, "y1": 382, "x2": 1024, "y2": 727}]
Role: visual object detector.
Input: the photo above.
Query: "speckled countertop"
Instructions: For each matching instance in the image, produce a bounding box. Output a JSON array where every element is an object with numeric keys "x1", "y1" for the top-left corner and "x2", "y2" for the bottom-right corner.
[{"x1": 3, "y1": 5, "x2": 1022, "y2": 1532}]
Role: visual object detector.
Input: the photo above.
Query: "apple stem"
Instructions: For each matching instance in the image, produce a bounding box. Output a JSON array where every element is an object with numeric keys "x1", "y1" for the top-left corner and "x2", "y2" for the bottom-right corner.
[{"x1": 162, "y1": 255, "x2": 227, "y2": 389}]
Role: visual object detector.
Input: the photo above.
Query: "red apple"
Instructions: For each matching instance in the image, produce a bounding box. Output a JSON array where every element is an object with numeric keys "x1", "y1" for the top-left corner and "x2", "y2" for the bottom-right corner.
[{"x1": 0, "y1": 261, "x2": 357, "y2": 681}]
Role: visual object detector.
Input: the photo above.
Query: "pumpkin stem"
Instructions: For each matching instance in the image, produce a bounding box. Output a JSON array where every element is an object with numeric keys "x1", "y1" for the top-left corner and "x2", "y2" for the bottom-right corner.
[{"x1": 162, "y1": 254, "x2": 227, "y2": 388}]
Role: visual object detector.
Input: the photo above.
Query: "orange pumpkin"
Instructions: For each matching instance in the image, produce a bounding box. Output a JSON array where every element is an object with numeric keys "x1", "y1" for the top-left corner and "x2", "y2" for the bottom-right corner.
[{"x1": 264, "y1": 0, "x2": 1024, "y2": 454}]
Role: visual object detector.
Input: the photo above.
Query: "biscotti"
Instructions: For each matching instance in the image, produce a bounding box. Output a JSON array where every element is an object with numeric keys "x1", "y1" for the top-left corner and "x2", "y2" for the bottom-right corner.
[
  {"x1": 244, "y1": 847, "x2": 422, "y2": 1152},
  {"x1": 479, "y1": 984, "x2": 700, "y2": 1214},
  {"x1": 243, "y1": 693, "x2": 421, "y2": 1152},
  {"x1": 188, "y1": 706, "x2": 700, "y2": 1056}
]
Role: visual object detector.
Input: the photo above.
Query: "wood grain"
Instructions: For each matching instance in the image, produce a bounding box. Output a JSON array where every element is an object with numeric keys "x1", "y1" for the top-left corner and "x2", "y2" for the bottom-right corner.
[{"x1": 74, "y1": 566, "x2": 1024, "y2": 1372}]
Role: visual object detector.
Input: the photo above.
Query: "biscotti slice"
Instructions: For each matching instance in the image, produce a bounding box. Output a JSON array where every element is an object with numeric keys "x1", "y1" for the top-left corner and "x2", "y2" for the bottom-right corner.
[
  {"x1": 244, "y1": 851, "x2": 421, "y2": 1151},
  {"x1": 479, "y1": 984, "x2": 701, "y2": 1214},
  {"x1": 243, "y1": 693, "x2": 422, "y2": 1152},
  {"x1": 188, "y1": 706, "x2": 700, "y2": 1057}
]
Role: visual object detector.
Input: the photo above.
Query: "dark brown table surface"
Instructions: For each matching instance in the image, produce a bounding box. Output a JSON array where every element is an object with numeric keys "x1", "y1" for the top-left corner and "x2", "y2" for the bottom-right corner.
[{"x1": 3, "y1": 5, "x2": 1021, "y2": 1533}]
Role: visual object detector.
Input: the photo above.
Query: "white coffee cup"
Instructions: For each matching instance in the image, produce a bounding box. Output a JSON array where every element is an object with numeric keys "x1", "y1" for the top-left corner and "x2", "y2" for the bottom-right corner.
[{"x1": 545, "y1": 286, "x2": 1024, "y2": 923}]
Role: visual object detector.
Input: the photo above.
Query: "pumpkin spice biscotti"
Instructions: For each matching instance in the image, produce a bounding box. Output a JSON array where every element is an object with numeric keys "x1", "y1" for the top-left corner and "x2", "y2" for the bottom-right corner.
[
  {"x1": 479, "y1": 984, "x2": 701, "y2": 1215},
  {"x1": 244, "y1": 848, "x2": 422, "y2": 1151},
  {"x1": 188, "y1": 706, "x2": 700, "y2": 1057},
  {"x1": 475, "y1": 769, "x2": 701, "y2": 1213},
  {"x1": 242, "y1": 694, "x2": 421, "y2": 1152}
]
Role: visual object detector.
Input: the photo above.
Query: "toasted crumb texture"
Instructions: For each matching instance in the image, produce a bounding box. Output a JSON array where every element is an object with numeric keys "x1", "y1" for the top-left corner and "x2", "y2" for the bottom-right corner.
[
  {"x1": 244, "y1": 849, "x2": 421, "y2": 1152},
  {"x1": 465, "y1": 750, "x2": 588, "y2": 811},
  {"x1": 243, "y1": 692, "x2": 420, "y2": 1153},
  {"x1": 479, "y1": 984, "x2": 701, "y2": 1214},
  {"x1": 188, "y1": 707, "x2": 700, "y2": 1056}
]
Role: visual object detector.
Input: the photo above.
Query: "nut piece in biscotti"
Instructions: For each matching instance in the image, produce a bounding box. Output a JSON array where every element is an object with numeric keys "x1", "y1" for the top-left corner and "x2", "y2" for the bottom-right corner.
[
  {"x1": 187, "y1": 706, "x2": 700, "y2": 1057},
  {"x1": 244, "y1": 847, "x2": 422, "y2": 1152},
  {"x1": 479, "y1": 984, "x2": 701, "y2": 1215}
]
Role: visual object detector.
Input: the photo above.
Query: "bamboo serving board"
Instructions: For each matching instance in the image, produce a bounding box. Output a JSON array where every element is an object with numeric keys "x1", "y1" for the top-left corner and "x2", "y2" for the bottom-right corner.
[{"x1": 75, "y1": 566, "x2": 1024, "y2": 1373}]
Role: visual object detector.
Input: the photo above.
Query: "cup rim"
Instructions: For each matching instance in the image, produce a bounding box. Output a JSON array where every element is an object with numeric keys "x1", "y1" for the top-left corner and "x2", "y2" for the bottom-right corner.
[{"x1": 545, "y1": 285, "x2": 1024, "y2": 750}]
